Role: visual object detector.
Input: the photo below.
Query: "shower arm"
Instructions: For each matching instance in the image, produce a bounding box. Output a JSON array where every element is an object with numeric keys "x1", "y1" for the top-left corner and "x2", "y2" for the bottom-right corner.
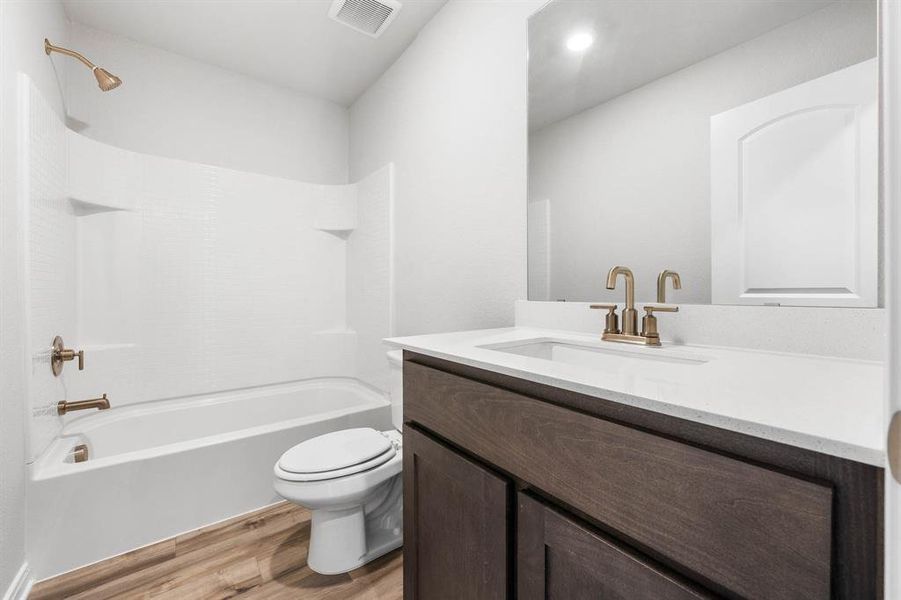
[
  {"x1": 44, "y1": 39, "x2": 98, "y2": 70},
  {"x1": 43, "y1": 38, "x2": 121, "y2": 92}
]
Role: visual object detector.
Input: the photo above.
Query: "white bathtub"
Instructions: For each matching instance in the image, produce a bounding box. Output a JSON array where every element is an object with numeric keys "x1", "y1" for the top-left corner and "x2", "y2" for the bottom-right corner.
[{"x1": 28, "y1": 377, "x2": 393, "y2": 580}]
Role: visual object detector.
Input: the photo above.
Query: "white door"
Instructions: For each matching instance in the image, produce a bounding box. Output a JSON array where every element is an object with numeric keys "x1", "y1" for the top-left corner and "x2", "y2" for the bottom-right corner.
[
  {"x1": 884, "y1": 1, "x2": 901, "y2": 596},
  {"x1": 711, "y1": 58, "x2": 878, "y2": 307}
]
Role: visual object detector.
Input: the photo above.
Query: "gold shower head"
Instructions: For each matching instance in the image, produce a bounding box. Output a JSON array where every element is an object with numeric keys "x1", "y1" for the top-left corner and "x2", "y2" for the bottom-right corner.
[
  {"x1": 92, "y1": 67, "x2": 122, "y2": 92},
  {"x1": 44, "y1": 38, "x2": 122, "y2": 92}
]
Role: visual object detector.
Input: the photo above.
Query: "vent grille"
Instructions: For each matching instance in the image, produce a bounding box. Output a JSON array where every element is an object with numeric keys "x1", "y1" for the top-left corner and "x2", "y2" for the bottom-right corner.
[{"x1": 329, "y1": 0, "x2": 402, "y2": 38}]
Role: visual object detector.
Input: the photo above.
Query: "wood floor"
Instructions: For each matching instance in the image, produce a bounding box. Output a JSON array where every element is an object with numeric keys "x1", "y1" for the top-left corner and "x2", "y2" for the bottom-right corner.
[{"x1": 29, "y1": 502, "x2": 402, "y2": 600}]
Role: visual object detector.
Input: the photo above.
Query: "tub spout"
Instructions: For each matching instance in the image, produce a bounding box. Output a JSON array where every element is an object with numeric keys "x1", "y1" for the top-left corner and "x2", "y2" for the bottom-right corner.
[{"x1": 58, "y1": 394, "x2": 110, "y2": 416}]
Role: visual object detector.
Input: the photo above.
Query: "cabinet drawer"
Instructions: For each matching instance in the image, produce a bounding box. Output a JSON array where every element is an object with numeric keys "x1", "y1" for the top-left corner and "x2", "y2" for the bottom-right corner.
[
  {"x1": 519, "y1": 493, "x2": 718, "y2": 600},
  {"x1": 405, "y1": 361, "x2": 833, "y2": 600}
]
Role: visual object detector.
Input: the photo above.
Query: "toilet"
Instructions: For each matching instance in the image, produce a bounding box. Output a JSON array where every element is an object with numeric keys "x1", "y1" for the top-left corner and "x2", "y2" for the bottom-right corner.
[{"x1": 273, "y1": 350, "x2": 404, "y2": 575}]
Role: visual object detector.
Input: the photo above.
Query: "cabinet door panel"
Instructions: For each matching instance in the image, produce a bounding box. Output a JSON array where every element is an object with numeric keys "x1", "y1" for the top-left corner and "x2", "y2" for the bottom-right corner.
[
  {"x1": 519, "y1": 494, "x2": 718, "y2": 600},
  {"x1": 403, "y1": 427, "x2": 510, "y2": 600}
]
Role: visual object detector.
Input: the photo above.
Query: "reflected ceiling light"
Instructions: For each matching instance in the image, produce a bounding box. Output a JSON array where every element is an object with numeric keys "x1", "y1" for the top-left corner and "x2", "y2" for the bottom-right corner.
[{"x1": 566, "y1": 31, "x2": 594, "y2": 52}]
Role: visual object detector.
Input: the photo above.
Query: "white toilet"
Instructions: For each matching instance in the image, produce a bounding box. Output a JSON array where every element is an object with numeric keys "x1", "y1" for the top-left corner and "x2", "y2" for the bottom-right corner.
[{"x1": 273, "y1": 350, "x2": 404, "y2": 575}]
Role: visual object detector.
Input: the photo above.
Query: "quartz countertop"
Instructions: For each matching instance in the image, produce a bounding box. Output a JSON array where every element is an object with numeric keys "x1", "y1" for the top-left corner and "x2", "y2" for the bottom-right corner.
[{"x1": 385, "y1": 327, "x2": 885, "y2": 467}]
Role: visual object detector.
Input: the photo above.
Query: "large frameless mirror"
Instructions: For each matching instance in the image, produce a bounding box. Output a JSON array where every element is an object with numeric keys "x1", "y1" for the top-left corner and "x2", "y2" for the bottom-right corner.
[{"x1": 528, "y1": 0, "x2": 879, "y2": 307}]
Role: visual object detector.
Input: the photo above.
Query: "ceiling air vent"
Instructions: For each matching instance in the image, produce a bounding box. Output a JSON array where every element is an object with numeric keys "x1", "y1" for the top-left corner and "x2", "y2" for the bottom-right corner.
[{"x1": 329, "y1": 0, "x2": 402, "y2": 38}]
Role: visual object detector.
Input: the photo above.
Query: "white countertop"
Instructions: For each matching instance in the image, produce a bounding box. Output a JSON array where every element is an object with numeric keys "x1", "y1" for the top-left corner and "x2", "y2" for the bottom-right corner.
[{"x1": 385, "y1": 327, "x2": 885, "y2": 467}]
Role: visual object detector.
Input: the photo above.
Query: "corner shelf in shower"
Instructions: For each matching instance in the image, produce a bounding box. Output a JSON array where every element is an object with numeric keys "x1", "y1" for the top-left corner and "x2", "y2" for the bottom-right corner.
[
  {"x1": 313, "y1": 184, "x2": 357, "y2": 233},
  {"x1": 69, "y1": 196, "x2": 134, "y2": 216}
]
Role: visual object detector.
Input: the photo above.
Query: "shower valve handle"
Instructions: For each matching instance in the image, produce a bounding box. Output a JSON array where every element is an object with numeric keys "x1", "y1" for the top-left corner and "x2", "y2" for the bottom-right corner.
[{"x1": 51, "y1": 336, "x2": 84, "y2": 376}]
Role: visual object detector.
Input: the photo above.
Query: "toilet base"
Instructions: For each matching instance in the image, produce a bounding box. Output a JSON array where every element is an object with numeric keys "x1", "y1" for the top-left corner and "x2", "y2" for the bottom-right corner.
[{"x1": 306, "y1": 474, "x2": 403, "y2": 575}]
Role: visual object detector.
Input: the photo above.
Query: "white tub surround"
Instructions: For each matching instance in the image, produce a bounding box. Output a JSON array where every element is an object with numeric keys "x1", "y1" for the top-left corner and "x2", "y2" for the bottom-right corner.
[
  {"x1": 28, "y1": 378, "x2": 392, "y2": 580},
  {"x1": 386, "y1": 327, "x2": 884, "y2": 467}
]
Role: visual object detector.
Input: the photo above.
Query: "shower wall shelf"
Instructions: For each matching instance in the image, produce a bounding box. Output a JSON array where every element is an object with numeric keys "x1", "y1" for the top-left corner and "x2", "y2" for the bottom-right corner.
[
  {"x1": 69, "y1": 197, "x2": 132, "y2": 216},
  {"x1": 313, "y1": 185, "x2": 358, "y2": 232}
]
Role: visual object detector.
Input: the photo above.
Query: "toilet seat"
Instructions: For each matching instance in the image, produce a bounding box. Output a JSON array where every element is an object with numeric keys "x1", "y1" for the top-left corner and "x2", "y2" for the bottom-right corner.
[{"x1": 277, "y1": 428, "x2": 397, "y2": 482}]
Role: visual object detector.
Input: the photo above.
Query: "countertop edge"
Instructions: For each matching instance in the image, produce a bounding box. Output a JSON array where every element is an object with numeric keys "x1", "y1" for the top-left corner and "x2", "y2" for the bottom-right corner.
[{"x1": 392, "y1": 342, "x2": 886, "y2": 469}]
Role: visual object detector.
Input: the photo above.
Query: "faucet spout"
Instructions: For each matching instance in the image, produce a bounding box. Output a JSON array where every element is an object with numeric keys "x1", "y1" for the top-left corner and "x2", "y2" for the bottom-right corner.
[
  {"x1": 606, "y1": 266, "x2": 637, "y2": 334},
  {"x1": 657, "y1": 270, "x2": 682, "y2": 303},
  {"x1": 58, "y1": 394, "x2": 110, "y2": 416}
]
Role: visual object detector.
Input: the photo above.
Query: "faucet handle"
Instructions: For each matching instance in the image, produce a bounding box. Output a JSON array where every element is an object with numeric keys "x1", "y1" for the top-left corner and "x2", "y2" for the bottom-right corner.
[
  {"x1": 640, "y1": 304, "x2": 678, "y2": 345},
  {"x1": 643, "y1": 303, "x2": 679, "y2": 315},
  {"x1": 51, "y1": 336, "x2": 84, "y2": 376},
  {"x1": 590, "y1": 303, "x2": 620, "y2": 334}
]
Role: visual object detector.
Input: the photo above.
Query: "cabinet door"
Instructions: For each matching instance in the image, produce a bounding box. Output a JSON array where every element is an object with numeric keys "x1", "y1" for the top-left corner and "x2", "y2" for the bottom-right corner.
[
  {"x1": 403, "y1": 427, "x2": 510, "y2": 600},
  {"x1": 518, "y1": 494, "x2": 718, "y2": 600}
]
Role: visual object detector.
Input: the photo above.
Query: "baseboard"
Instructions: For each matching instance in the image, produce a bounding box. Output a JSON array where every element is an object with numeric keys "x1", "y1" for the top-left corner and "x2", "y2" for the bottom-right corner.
[{"x1": 2, "y1": 563, "x2": 33, "y2": 600}]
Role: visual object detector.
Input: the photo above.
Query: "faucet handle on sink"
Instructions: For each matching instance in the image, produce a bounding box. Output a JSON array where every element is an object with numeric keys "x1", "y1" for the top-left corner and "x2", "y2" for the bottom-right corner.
[
  {"x1": 640, "y1": 304, "x2": 679, "y2": 345},
  {"x1": 643, "y1": 303, "x2": 679, "y2": 314},
  {"x1": 590, "y1": 303, "x2": 620, "y2": 335}
]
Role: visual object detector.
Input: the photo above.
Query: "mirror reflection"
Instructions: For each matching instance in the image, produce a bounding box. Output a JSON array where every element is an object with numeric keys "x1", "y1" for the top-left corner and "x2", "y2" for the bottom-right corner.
[{"x1": 528, "y1": 0, "x2": 879, "y2": 307}]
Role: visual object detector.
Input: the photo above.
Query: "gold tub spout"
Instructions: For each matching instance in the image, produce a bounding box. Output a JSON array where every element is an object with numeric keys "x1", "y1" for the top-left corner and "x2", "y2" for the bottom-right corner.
[
  {"x1": 73, "y1": 444, "x2": 89, "y2": 463},
  {"x1": 58, "y1": 394, "x2": 110, "y2": 416}
]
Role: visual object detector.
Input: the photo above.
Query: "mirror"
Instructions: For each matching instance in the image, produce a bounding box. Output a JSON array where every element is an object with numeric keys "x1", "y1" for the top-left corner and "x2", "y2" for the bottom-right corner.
[{"x1": 528, "y1": 0, "x2": 879, "y2": 307}]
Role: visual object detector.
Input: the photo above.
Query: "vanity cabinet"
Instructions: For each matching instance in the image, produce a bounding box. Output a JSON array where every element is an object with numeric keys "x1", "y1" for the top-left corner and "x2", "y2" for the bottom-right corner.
[
  {"x1": 402, "y1": 352, "x2": 883, "y2": 600},
  {"x1": 518, "y1": 494, "x2": 715, "y2": 600},
  {"x1": 402, "y1": 427, "x2": 511, "y2": 600}
]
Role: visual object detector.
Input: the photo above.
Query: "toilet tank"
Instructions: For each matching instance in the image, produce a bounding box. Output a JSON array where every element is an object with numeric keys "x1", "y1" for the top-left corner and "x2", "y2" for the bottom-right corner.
[{"x1": 387, "y1": 350, "x2": 403, "y2": 431}]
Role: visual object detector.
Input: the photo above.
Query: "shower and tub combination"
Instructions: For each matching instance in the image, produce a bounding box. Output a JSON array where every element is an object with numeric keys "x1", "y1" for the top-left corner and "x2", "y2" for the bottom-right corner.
[{"x1": 23, "y1": 42, "x2": 398, "y2": 580}]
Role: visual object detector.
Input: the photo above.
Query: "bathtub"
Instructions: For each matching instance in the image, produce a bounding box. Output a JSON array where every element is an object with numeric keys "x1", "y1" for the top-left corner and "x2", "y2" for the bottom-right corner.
[{"x1": 28, "y1": 377, "x2": 393, "y2": 580}]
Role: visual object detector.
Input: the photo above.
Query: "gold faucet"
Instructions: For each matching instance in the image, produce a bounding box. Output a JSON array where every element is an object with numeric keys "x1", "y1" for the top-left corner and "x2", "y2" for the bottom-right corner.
[
  {"x1": 657, "y1": 270, "x2": 682, "y2": 303},
  {"x1": 58, "y1": 394, "x2": 110, "y2": 416},
  {"x1": 605, "y1": 266, "x2": 637, "y2": 335},
  {"x1": 640, "y1": 304, "x2": 679, "y2": 345},
  {"x1": 590, "y1": 266, "x2": 680, "y2": 347}
]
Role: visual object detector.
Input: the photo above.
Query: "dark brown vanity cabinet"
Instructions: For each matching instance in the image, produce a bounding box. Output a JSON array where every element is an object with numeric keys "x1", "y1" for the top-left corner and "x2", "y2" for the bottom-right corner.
[
  {"x1": 402, "y1": 352, "x2": 884, "y2": 600},
  {"x1": 518, "y1": 494, "x2": 715, "y2": 600},
  {"x1": 403, "y1": 427, "x2": 511, "y2": 600}
]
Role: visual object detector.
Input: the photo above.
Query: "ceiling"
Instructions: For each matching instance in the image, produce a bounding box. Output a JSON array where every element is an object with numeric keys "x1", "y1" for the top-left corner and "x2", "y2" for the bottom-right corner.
[
  {"x1": 529, "y1": 0, "x2": 845, "y2": 130},
  {"x1": 62, "y1": 0, "x2": 448, "y2": 106}
]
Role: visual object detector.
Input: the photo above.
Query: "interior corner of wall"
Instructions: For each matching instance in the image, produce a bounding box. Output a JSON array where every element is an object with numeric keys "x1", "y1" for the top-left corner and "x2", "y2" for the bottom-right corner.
[{"x1": 313, "y1": 183, "x2": 357, "y2": 232}]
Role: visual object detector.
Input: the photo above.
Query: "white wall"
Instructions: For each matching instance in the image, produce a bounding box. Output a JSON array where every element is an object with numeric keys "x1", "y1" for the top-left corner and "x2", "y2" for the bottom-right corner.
[
  {"x1": 22, "y1": 74, "x2": 77, "y2": 474},
  {"x1": 64, "y1": 23, "x2": 349, "y2": 184},
  {"x1": 0, "y1": 1, "x2": 69, "y2": 594},
  {"x1": 349, "y1": 0, "x2": 543, "y2": 336},
  {"x1": 348, "y1": 164, "x2": 395, "y2": 392},
  {"x1": 529, "y1": 1, "x2": 876, "y2": 304}
]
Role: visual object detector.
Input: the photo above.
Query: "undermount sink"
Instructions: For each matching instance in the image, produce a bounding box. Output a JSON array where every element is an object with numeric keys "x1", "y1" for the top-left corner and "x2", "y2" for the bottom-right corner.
[{"x1": 478, "y1": 338, "x2": 711, "y2": 373}]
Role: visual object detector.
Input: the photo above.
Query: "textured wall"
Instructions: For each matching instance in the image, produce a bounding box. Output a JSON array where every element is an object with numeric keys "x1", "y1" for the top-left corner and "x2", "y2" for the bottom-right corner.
[
  {"x1": 348, "y1": 164, "x2": 395, "y2": 391},
  {"x1": 20, "y1": 131, "x2": 395, "y2": 460},
  {"x1": 23, "y1": 76, "x2": 77, "y2": 468},
  {"x1": 0, "y1": 1, "x2": 69, "y2": 595},
  {"x1": 350, "y1": 0, "x2": 544, "y2": 336}
]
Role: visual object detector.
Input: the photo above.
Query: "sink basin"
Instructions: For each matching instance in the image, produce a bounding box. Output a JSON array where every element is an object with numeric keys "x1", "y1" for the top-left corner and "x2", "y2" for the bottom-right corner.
[{"x1": 478, "y1": 338, "x2": 710, "y2": 376}]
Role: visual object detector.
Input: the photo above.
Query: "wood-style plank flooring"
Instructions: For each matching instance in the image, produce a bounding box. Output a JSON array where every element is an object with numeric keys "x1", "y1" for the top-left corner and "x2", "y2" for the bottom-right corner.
[{"x1": 30, "y1": 502, "x2": 402, "y2": 600}]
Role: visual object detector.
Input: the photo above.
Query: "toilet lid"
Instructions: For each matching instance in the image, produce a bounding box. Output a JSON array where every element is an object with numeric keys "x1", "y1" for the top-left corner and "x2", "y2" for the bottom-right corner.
[{"x1": 278, "y1": 428, "x2": 395, "y2": 475}]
